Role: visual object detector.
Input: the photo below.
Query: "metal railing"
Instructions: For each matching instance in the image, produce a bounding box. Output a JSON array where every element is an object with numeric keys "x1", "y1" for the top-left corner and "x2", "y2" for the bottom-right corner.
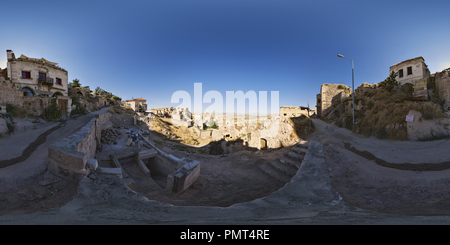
[{"x1": 38, "y1": 76, "x2": 54, "y2": 85}]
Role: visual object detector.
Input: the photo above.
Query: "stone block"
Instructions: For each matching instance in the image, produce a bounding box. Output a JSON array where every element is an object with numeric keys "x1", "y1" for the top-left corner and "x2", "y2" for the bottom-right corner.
[
  {"x1": 98, "y1": 167, "x2": 123, "y2": 177},
  {"x1": 138, "y1": 148, "x2": 158, "y2": 160},
  {"x1": 86, "y1": 158, "x2": 98, "y2": 171},
  {"x1": 211, "y1": 130, "x2": 222, "y2": 139},
  {"x1": 138, "y1": 159, "x2": 151, "y2": 176},
  {"x1": 200, "y1": 130, "x2": 212, "y2": 139}
]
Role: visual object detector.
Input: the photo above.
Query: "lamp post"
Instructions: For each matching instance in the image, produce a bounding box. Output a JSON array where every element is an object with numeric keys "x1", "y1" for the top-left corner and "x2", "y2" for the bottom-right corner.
[{"x1": 337, "y1": 54, "x2": 355, "y2": 127}]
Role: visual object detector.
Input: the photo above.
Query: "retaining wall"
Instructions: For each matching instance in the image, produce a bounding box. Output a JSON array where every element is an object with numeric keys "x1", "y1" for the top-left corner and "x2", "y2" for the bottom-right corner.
[{"x1": 407, "y1": 110, "x2": 450, "y2": 141}]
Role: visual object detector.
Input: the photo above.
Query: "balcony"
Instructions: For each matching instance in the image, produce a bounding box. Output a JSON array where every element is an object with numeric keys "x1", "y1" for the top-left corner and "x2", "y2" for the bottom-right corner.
[{"x1": 38, "y1": 76, "x2": 54, "y2": 86}]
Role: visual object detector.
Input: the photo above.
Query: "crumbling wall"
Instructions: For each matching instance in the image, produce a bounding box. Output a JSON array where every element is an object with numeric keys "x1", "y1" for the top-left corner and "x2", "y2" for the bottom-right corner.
[
  {"x1": 318, "y1": 84, "x2": 351, "y2": 118},
  {"x1": 435, "y1": 71, "x2": 450, "y2": 109},
  {"x1": 48, "y1": 117, "x2": 96, "y2": 179},
  {"x1": 0, "y1": 78, "x2": 25, "y2": 108},
  {"x1": 280, "y1": 106, "x2": 309, "y2": 117}
]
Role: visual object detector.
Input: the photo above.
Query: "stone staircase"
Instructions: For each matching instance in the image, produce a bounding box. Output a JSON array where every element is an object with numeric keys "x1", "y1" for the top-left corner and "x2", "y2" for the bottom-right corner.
[{"x1": 256, "y1": 141, "x2": 309, "y2": 184}]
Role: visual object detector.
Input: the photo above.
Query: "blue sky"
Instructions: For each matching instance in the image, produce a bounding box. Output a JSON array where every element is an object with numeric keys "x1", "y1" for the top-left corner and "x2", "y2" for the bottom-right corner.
[{"x1": 1, "y1": 0, "x2": 450, "y2": 113}]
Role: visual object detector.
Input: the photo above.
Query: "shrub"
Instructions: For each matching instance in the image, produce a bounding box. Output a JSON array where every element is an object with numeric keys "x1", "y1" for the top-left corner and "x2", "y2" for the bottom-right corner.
[
  {"x1": 44, "y1": 98, "x2": 62, "y2": 119},
  {"x1": 203, "y1": 122, "x2": 219, "y2": 130},
  {"x1": 6, "y1": 103, "x2": 27, "y2": 118},
  {"x1": 71, "y1": 97, "x2": 86, "y2": 115}
]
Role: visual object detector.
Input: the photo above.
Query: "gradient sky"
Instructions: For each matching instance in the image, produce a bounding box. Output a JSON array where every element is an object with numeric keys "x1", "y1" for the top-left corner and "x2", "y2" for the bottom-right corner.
[{"x1": 1, "y1": 0, "x2": 450, "y2": 113}]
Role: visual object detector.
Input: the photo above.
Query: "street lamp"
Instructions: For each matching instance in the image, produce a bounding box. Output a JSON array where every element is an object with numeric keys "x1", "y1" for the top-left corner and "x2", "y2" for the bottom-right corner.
[{"x1": 337, "y1": 54, "x2": 355, "y2": 127}]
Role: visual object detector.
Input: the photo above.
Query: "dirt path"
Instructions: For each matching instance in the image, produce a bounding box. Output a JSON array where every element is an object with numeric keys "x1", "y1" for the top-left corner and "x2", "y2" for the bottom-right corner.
[
  {"x1": 0, "y1": 123, "x2": 63, "y2": 168},
  {"x1": 308, "y1": 118, "x2": 450, "y2": 215}
]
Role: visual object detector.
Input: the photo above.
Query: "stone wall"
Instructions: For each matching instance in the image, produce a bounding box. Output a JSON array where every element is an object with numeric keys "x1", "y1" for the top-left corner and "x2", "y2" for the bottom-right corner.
[
  {"x1": 0, "y1": 77, "x2": 72, "y2": 117},
  {"x1": 0, "y1": 78, "x2": 23, "y2": 107},
  {"x1": 317, "y1": 84, "x2": 351, "y2": 118},
  {"x1": 166, "y1": 158, "x2": 201, "y2": 195},
  {"x1": 48, "y1": 113, "x2": 134, "y2": 180},
  {"x1": 435, "y1": 71, "x2": 450, "y2": 109},
  {"x1": 280, "y1": 106, "x2": 309, "y2": 118}
]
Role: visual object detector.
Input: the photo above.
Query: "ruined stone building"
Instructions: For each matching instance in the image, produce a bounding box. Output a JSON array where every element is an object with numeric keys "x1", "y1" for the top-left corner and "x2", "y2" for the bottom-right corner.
[
  {"x1": 123, "y1": 97, "x2": 147, "y2": 112},
  {"x1": 433, "y1": 69, "x2": 450, "y2": 109},
  {"x1": 389, "y1": 56, "x2": 430, "y2": 100},
  {"x1": 0, "y1": 50, "x2": 72, "y2": 117},
  {"x1": 280, "y1": 106, "x2": 310, "y2": 117},
  {"x1": 316, "y1": 84, "x2": 351, "y2": 118}
]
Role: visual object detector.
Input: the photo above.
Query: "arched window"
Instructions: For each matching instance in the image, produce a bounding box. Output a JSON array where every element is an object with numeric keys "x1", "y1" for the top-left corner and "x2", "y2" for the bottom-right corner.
[{"x1": 23, "y1": 87, "x2": 34, "y2": 97}]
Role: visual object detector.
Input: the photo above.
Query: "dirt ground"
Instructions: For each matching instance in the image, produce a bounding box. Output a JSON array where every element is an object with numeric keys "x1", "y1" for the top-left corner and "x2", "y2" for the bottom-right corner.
[
  {"x1": 3, "y1": 110, "x2": 450, "y2": 220},
  {"x1": 309, "y1": 118, "x2": 450, "y2": 216}
]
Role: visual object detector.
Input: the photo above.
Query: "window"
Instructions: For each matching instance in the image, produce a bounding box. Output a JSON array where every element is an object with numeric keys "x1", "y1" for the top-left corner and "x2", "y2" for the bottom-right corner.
[
  {"x1": 407, "y1": 66, "x2": 412, "y2": 75},
  {"x1": 55, "y1": 78, "x2": 62, "y2": 85},
  {"x1": 398, "y1": 69, "x2": 404, "y2": 78},
  {"x1": 22, "y1": 71, "x2": 31, "y2": 79},
  {"x1": 39, "y1": 72, "x2": 46, "y2": 81}
]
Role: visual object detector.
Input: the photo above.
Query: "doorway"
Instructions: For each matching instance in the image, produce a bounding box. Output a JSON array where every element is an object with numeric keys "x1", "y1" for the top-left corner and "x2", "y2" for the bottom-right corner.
[
  {"x1": 58, "y1": 99, "x2": 67, "y2": 117},
  {"x1": 260, "y1": 138, "x2": 267, "y2": 150}
]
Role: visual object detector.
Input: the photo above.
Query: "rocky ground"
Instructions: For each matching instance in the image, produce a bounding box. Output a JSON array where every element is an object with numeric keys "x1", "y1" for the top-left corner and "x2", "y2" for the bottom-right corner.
[{"x1": 2, "y1": 111, "x2": 450, "y2": 224}]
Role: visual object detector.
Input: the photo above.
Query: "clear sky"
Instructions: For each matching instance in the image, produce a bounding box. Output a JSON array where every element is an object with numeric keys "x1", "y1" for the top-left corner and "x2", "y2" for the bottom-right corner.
[{"x1": 1, "y1": 0, "x2": 450, "y2": 114}]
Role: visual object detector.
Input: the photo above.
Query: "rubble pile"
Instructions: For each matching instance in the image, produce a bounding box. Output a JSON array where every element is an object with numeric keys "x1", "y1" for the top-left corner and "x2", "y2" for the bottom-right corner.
[{"x1": 101, "y1": 128, "x2": 122, "y2": 145}]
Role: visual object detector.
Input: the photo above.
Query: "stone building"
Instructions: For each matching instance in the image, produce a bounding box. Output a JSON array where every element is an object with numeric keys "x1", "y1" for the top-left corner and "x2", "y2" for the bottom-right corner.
[
  {"x1": 280, "y1": 106, "x2": 310, "y2": 118},
  {"x1": 1, "y1": 50, "x2": 71, "y2": 117},
  {"x1": 6, "y1": 50, "x2": 69, "y2": 97},
  {"x1": 434, "y1": 70, "x2": 450, "y2": 110},
  {"x1": 389, "y1": 56, "x2": 430, "y2": 100},
  {"x1": 123, "y1": 97, "x2": 147, "y2": 112},
  {"x1": 316, "y1": 84, "x2": 351, "y2": 118}
]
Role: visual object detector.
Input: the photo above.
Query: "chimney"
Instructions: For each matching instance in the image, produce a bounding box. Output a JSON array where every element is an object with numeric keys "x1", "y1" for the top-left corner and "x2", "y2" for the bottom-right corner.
[{"x1": 6, "y1": 50, "x2": 13, "y2": 60}]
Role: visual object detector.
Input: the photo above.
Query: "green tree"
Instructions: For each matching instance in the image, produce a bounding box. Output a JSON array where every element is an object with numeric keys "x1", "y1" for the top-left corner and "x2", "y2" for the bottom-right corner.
[
  {"x1": 112, "y1": 95, "x2": 122, "y2": 101},
  {"x1": 72, "y1": 79, "x2": 81, "y2": 87},
  {"x1": 380, "y1": 71, "x2": 398, "y2": 92},
  {"x1": 95, "y1": 86, "x2": 104, "y2": 95}
]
